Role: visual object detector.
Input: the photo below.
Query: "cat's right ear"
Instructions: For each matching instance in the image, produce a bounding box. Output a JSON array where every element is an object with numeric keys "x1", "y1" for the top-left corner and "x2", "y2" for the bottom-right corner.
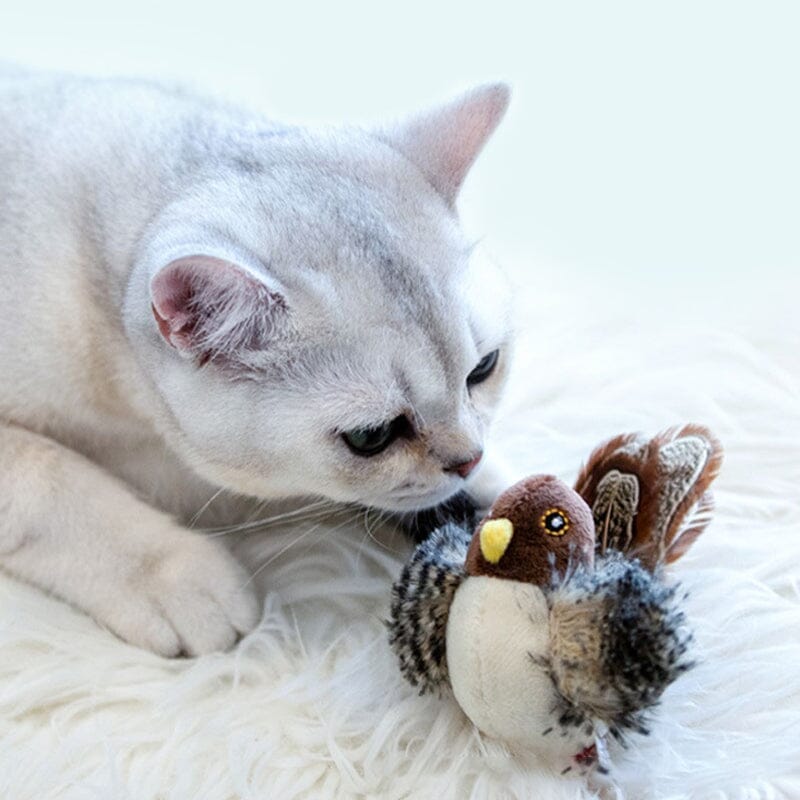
[
  {"x1": 150, "y1": 255, "x2": 287, "y2": 366},
  {"x1": 378, "y1": 83, "x2": 510, "y2": 206}
]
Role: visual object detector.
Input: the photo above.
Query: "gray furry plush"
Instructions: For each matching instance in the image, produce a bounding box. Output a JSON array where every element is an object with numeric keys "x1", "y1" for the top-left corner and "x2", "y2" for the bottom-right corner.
[
  {"x1": 545, "y1": 553, "x2": 693, "y2": 740},
  {"x1": 388, "y1": 522, "x2": 471, "y2": 693}
]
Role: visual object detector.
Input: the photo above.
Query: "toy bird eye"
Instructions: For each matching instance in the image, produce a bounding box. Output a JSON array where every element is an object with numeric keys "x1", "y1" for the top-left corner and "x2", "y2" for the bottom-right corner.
[{"x1": 540, "y1": 508, "x2": 570, "y2": 536}]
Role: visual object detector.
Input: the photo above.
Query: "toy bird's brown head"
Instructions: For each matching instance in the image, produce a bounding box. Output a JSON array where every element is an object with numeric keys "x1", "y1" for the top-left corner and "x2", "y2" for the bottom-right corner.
[{"x1": 466, "y1": 475, "x2": 595, "y2": 585}]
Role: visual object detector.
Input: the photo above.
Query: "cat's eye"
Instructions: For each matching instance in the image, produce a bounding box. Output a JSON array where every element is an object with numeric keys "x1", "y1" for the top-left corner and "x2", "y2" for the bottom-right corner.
[
  {"x1": 341, "y1": 415, "x2": 408, "y2": 457},
  {"x1": 467, "y1": 349, "x2": 499, "y2": 386}
]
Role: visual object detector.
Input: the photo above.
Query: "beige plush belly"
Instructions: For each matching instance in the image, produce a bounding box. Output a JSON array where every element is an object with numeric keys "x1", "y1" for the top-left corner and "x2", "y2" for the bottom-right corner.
[{"x1": 446, "y1": 577, "x2": 594, "y2": 763}]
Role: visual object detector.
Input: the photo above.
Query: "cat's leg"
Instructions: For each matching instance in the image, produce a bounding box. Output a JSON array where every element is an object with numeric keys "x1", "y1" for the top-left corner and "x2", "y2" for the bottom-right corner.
[{"x1": 0, "y1": 421, "x2": 259, "y2": 656}]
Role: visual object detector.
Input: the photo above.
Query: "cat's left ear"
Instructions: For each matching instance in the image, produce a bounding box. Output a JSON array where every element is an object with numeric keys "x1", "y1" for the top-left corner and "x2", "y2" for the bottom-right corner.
[
  {"x1": 150, "y1": 255, "x2": 288, "y2": 368},
  {"x1": 378, "y1": 83, "x2": 510, "y2": 205}
]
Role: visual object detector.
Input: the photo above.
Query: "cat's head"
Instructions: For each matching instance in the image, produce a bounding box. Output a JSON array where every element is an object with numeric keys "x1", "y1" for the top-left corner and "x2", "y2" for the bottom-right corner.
[{"x1": 127, "y1": 84, "x2": 512, "y2": 512}]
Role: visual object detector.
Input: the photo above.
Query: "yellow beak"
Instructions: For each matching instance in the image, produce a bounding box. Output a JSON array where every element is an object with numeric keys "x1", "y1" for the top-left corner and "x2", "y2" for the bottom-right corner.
[{"x1": 479, "y1": 518, "x2": 514, "y2": 564}]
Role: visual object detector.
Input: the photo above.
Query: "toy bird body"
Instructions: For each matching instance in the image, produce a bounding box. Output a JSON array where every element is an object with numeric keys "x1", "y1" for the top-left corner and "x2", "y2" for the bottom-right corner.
[
  {"x1": 448, "y1": 474, "x2": 599, "y2": 762},
  {"x1": 389, "y1": 425, "x2": 723, "y2": 774}
]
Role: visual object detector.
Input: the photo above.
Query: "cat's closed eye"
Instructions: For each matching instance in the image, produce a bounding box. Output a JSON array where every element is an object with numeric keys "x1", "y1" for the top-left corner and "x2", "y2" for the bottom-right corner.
[{"x1": 467, "y1": 349, "x2": 499, "y2": 387}]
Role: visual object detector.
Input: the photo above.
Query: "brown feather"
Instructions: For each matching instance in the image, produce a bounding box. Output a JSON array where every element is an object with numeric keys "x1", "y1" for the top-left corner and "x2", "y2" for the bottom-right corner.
[{"x1": 575, "y1": 425, "x2": 723, "y2": 571}]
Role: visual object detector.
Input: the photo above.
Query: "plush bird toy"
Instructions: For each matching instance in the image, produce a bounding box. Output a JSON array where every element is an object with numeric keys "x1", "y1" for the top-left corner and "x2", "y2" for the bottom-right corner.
[{"x1": 388, "y1": 425, "x2": 723, "y2": 774}]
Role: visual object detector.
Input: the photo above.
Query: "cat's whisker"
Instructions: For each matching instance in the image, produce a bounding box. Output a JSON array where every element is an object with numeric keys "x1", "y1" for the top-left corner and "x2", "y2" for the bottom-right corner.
[
  {"x1": 188, "y1": 487, "x2": 227, "y2": 528},
  {"x1": 216, "y1": 501, "x2": 363, "y2": 540},
  {"x1": 354, "y1": 506, "x2": 378, "y2": 565},
  {"x1": 241, "y1": 521, "x2": 326, "y2": 587},
  {"x1": 203, "y1": 499, "x2": 338, "y2": 534},
  {"x1": 206, "y1": 509, "x2": 335, "y2": 538},
  {"x1": 241, "y1": 498, "x2": 270, "y2": 525},
  {"x1": 242, "y1": 510, "x2": 363, "y2": 588},
  {"x1": 361, "y1": 506, "x2": 405, "y2": 555}
]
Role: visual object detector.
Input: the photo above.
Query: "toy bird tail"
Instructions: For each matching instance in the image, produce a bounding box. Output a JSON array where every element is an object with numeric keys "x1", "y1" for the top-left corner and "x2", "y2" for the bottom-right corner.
[{"x1": 574, "y1": 425, "x2": 723, "y2": 571}]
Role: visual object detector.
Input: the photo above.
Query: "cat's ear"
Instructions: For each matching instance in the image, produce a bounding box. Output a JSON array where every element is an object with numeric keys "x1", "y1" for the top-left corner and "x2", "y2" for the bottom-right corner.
[
  {"x1": 378, "y1": 83, "x2": 510, "y2": 205},
  {"x1": 150, "y1": 255, "x2": 287, "y2": 366}
]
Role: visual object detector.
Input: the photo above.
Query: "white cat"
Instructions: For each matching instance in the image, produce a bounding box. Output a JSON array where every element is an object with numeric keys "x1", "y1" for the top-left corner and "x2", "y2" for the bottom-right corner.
[{"x1": 0, "y1": 67, "x2": 513, "y2": 656}]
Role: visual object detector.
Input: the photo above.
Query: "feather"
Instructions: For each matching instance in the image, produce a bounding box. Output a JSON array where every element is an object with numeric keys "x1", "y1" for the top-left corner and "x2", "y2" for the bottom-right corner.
[
  {"x1": 546, "y1": 553, "x2": 693, "y2": 740},
  {"x1": 592, "y1": 469, "x2": 639, "y2": 554},
  {"x1": 574, "y1": 425, "x2": 723, "y2": 570},
  {"x1": 387, "y1": 522, "x2": 471, "y2": 693}
]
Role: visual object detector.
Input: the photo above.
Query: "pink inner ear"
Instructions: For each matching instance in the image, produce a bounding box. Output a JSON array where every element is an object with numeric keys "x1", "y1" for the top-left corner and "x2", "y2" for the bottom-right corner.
[
  {"x1": 151, "y1": 264, "x2": 203, "y2": 349},
  {"x1": 150, "y1": 255, "x2": 284, "y2": 362},
  {"x1": 152, "y1": 302, "x2": 181, "y2": 344}
]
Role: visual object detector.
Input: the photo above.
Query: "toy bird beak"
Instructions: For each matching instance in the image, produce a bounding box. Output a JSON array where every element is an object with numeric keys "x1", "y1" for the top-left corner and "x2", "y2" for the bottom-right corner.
[{"x1": 479, "y1": 518, "x2": 514, "y2": 564}]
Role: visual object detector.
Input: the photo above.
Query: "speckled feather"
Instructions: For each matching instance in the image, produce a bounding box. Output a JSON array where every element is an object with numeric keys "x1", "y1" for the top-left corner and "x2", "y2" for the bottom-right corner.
[
  {"x1": 544, "y1": 552, "x2": 693, "y2": 741},
  {"x1": 388, "y1": 522, "x2": 472, "y2": 693}
]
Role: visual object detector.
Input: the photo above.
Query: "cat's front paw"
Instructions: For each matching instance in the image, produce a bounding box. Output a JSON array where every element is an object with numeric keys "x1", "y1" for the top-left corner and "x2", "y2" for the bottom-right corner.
[{"x1": 99, "y1": 536, "x2": 260, "y2": 657}]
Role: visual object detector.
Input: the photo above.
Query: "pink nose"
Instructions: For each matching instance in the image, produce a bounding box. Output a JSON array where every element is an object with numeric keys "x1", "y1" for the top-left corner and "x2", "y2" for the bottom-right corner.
[{"x1": 446, "y1": 452, "x2": 483, "y2": 479}]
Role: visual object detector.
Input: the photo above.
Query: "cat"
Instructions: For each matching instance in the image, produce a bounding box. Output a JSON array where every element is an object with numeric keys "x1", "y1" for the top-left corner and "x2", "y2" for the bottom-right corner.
[{"x1": 0, "y1": 66, "x2": 513, "y2": 657}]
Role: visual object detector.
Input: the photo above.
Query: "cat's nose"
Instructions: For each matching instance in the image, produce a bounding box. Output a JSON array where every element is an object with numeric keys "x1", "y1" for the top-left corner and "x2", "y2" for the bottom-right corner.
[{"x1": 445, "y1": 451, "x2": 483, "y2": 479}]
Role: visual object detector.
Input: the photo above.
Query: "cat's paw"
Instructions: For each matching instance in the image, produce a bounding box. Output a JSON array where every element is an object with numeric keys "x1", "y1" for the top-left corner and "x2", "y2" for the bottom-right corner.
[{"x1": 99, "y1": 536, "x2": 260, "y2": 657}]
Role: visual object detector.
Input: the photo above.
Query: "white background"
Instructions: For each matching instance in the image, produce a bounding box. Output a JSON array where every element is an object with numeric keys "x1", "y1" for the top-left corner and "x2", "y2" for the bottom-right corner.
[{"x1": 2, "y1": 0, "x2": 798, "y2": 330}]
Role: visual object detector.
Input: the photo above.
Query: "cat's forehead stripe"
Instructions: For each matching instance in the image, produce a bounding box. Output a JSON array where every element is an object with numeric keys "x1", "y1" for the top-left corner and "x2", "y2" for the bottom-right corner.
[{"x1": 353, "y1": 231, "x2": 461, "y2": 382}]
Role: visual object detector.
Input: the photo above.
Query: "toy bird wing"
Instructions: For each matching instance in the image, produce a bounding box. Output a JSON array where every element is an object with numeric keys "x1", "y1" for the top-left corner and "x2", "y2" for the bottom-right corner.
[
  {"x1": 388, "y1": 521, "x2": 472, "y2": 694},
  {"x1": 545, "y1": 553, "x2": 693, "y2": 741},
  {"x1": 574, "y1": 425, "x2": 723, "y2": 570}
]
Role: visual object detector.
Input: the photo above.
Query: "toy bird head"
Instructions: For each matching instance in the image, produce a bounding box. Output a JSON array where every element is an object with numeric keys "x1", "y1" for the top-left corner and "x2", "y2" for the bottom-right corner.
[{"x1": 465, "y1": 475, "x2": 595, "y2": 585}]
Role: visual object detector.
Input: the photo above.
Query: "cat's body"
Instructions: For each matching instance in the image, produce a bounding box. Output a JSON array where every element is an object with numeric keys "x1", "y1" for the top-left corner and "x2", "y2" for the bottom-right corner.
[{"x1": 0, "y1": 67, "x2": 512, "y2": 656}]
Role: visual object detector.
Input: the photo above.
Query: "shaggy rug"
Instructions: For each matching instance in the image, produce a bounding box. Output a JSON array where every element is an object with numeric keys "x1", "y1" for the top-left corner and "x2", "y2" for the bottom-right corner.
[{"x1": 1, "y1": 266, "x2": 798, "y2": 800}]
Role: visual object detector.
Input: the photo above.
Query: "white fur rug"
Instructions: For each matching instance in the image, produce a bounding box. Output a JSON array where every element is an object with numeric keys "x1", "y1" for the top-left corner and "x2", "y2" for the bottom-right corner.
[{"x1": 1, "y1": 269, "x2": 798, "y2": 800}]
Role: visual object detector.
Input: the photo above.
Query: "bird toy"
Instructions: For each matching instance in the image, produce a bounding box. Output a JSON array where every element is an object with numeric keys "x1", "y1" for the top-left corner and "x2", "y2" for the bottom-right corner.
[{"x1": 388, "y1": 425, "x2": 723, "y2": 774}]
